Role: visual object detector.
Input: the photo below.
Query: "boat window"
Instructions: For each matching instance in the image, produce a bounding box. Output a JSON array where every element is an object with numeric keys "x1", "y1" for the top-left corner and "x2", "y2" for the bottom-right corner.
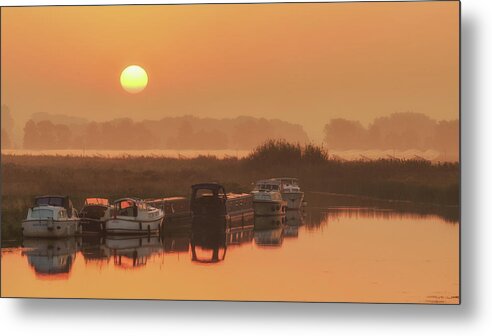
[
  {"x1": 31, "y1": 209, "x2": 54, "y2": 219},
  {"x1": 36, "y1": 197, "x2": 64, "y2": 207},
  {"x1": 118, "y1": 200, "x2": 137, "y2": 217}
]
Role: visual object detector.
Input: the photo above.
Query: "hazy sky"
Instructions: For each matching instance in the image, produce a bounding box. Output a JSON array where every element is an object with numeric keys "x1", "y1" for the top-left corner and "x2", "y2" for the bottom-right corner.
[{"x1": 1, "y1": 2, "x2": 459, "y2": 141}]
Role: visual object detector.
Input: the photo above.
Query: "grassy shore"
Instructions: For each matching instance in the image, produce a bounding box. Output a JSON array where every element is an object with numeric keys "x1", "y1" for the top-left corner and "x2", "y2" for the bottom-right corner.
[{"x1": 1, "y1": 141, "x2": 459, "y2": 239}]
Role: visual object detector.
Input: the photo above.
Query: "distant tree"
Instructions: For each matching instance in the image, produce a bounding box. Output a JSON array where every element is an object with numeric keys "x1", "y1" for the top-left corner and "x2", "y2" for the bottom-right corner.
[
  {"x1": 323, "y1": 119, "x2": 368, "y2": 150},
  {"x1": 23, "y1": 120, "x2": 40, "y2": 149},
  {"x1": 1, "y1": 105, "x2": 14, "y2": 149}
]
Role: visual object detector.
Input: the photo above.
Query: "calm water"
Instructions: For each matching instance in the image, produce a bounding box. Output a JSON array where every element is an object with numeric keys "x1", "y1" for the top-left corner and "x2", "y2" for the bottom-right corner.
[{"x1": 0, "y1": 207, "x2": 459, "y2": 303}]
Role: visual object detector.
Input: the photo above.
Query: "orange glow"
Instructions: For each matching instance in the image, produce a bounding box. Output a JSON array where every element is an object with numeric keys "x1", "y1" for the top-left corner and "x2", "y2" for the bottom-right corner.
[{"x1": 1, "y1": 2, "x2": 459, "y2": 141}]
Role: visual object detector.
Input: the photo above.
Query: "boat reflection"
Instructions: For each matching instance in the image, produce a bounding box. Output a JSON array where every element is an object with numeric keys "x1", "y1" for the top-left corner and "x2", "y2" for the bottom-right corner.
[
  {"x1": 106, "y1": 235, "x2": 161, "y2": 269},
  {"x1": 162, "y1": 231, "x2": 190, "y2": 253},
  {"x1": 254, "y1": 215, "x2": 285, "y2": 248},
  {"x1": 22, "y1": 238, "x2": 77, "y2": 279},
  {"x1": 284, "y1": 210, "x2": 304, "y2": 227},
  {"x1": 190, "y1": 218, "x2": 227, "y2": 264},
  {"x1": 80, "y1": 235, "x2": 110, "y2": 265}
]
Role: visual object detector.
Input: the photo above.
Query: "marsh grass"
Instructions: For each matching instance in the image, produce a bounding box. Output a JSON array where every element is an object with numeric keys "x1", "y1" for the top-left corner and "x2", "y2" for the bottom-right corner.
[{"x1": 1, "y1": 141, "x2": 459, "y2": 239}]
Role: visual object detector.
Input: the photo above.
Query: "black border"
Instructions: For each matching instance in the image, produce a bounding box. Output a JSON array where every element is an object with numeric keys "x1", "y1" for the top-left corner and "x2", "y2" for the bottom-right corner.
[{"x1": 0, "y1": 0, "x2": 461, "y2": 305}]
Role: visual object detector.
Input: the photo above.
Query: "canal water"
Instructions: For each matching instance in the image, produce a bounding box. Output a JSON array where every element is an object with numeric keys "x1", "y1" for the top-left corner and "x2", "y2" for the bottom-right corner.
[{"x1": 0, "y1": 206, "x2": 459, "y2": 303}]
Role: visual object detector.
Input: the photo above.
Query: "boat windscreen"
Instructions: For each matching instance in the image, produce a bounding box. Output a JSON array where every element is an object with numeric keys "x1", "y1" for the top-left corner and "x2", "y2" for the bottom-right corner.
[{"x1": 36, "y1": 197, "x2": 64, "y2": 207}]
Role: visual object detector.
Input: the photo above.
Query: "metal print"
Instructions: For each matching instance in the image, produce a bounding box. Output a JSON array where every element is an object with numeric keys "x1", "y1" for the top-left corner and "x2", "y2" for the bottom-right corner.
[{"x1": 0, "y1": 1, "x2": 460, "y2": 303}]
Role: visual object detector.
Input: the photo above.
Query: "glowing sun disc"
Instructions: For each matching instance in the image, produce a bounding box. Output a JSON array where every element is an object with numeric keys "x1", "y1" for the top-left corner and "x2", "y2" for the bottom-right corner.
[{"x1": 120, "y1": 65, "x2": 148, "y2": 94}]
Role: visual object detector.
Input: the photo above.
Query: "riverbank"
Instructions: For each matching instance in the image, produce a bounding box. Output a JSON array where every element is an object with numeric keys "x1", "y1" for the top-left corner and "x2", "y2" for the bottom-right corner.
[{"x1": 1, "y1": 142, "x2": 459, "y2": 238}]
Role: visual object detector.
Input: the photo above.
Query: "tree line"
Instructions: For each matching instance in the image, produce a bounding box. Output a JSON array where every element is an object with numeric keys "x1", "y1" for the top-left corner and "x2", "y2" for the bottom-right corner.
[
  {"x1": 323, "y1": 112, "x2": 458, "y2": 156},
  {"x1": 21, "y1": 115, "x2": 309, "y2": 150}
]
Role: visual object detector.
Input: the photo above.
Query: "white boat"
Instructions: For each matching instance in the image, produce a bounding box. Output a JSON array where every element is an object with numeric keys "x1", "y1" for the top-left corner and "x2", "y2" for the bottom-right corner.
[
  {"x1": 274, "y1": 177, "x2": 305, "y2": 210},
  {"x1": 106, "y1": 198, "x2": 164, "y2": 235},
  {"x1": 251, "y1": 179, "x2": 287, "y2": 216},
  {"x1": 22, "y1": 199, "x2": 80, "y2": 238}
]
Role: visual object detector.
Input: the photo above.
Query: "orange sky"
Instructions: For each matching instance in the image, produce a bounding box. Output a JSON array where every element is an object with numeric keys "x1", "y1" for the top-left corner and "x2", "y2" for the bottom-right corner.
[{"x1": 1, "y1": 2, "x2": 459, "y2": 141}]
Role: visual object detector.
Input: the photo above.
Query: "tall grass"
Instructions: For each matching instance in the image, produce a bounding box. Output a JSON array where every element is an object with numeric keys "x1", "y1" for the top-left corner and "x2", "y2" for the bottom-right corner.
[{"x1": 1, "y1": 140, "x2": 459, "y2": 239}]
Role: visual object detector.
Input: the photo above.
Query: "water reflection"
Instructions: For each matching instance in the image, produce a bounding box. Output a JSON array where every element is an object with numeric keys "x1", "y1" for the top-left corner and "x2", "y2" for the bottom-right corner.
[
  {"x1": 190, "y1": 213, "x2": 256, "y2": 263},
  {"x1": 22, "y1": 238, "x2": 77, "y2": 279},
  {"x1": 254, "y1": 215, "x2": 285, "y2": 247},
  {"x1": 80, "y1": 235, "x2": 110, "y2": 265},
  {"x1": 190, "y1": 218, "x2": 227, "y2": 264},
  {"x1": 3, "y1": 206, "x2": 459, "y2": 303},
  {"x1": 106, "y1": 235, "x2": 161, "y2": 269}
]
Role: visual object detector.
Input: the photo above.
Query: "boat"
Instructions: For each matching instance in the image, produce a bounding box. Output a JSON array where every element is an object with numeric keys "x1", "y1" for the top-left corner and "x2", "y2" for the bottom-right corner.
[
  {"x1": 22, "y1": 195, "x2": 80, "y2": 238},
  {"x1": 274, "y1": 178, "x2": 305, "y2": 210},
  {"x1": 105, "y1": 198, "x2": 164, "y2": 235},
  {"x1": 251, "y1": 179, "x2": 287, "y2": 216},
  {"x1": 190, "y1": 183, "x2": 254, "y2": 226},
  {"x1": 79, "y1": 198, "x2": 112, "y2": 234},
  {"x1": 146, "y1": 197, "x2": 193, "y2": 231}
]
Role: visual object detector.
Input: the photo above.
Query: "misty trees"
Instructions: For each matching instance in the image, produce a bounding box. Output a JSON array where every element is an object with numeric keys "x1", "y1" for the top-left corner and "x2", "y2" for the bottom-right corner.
[
  {"x1": 323, "y1": 112, "x2": 459, "y2": 156},
  {"x1": 1, "y1": 105, "x2": 14, "y2": 149},
  {"x1": 324, "y1": 119, "x2": 368, "y2": 150},
  {"x1": 23, "y1": 120, "x2": 72, "y2": 149}
]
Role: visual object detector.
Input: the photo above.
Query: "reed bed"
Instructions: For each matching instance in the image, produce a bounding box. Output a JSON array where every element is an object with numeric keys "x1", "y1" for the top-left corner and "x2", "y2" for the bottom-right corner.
[{"x1": 1, "y1": 140, "x2": 459, "y2": 240}]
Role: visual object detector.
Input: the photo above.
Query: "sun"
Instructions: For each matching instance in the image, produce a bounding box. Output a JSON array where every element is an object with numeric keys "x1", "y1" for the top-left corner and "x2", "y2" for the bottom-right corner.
[{"x1": 120, "y1": 65, "x2": 148, "y2": 94}]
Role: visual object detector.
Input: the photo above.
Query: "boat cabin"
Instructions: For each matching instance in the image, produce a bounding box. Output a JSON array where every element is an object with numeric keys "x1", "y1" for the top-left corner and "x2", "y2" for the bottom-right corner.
[
  {"x1": 191, "y1": 183, "x2": 253, "y2": 218},
  {"x1": 275, "y1": 178, "x2": 302, "y2": 192},
  {"x1": 27, "y1": 205, "x2": 71, "y2": 221},
  {"x1": 80, "y1": 198, "x2": 110, "y2": 219},
  {"x1": 254, "y1": 179, "x2": 282, "y2": 192},
  {"x1": 34, "y1": 195, "x2": 76, "y2": 217},
  {"x1": 113, "y1": 198, "x2": 154, "y2": 218}
]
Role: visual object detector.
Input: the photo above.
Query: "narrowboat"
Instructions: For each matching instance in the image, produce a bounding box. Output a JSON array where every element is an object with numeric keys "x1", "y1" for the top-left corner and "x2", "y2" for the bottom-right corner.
[
  {"x1": 105, "y1": 198, "x2": 164, "y2": 235},
  {"x1": 251, "y1": 179, "x2": 287, "y2": 216},
  {"x1": 79, "y1": 198, "x2": 111, "y2": 234},
  {"x1": 190, "y1": 183, "x2": 254, "y2": 226},
  {"x1": 146, "y1": 197, "x2": 192, "y2": 230},
  {"x1": 22, "y1": 195, "x2": 80, "y2": 237}
]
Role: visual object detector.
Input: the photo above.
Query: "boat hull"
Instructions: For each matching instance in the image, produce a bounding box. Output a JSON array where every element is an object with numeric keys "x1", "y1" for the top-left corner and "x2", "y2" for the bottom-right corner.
[
  {"x1": 80, "y1": 218, "x2": 107, "y2": 234},
  {"x1": 281, "y1": 191, "x2": 305, "y2": 210},
  {"x1": 253, "y1": 200, "x2": 287, "y2": 216},
  {"x1": 105, "y1": 217, "x2": 163, "y2": 235},
  {"x1": 22, "y1": 219, "x2": 79, "y2": 238}
]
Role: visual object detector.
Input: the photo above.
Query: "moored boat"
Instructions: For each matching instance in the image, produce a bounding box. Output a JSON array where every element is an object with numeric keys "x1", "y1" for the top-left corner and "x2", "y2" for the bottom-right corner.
[
  {"x1": 190, "y1": 183, "x2": 254, "y2": 227},
  {"x1": 274, "y1": 177, "x2": 305, "y2": 210},
  {"x1": 79, "y1": 198, "x2": 111, "y2": 234},
  {"x1": 251, "y1": 179, "x2": 287, "y2": 216},
  {"x1": 147, "y1": 196, "x2": 193, "y2": 231},
  {"x1": 22, "y1": 195, "x2": 80, "y2": 238},
  {"x1": 106, "y1": 198, "x2": 164, "y2": 235}
]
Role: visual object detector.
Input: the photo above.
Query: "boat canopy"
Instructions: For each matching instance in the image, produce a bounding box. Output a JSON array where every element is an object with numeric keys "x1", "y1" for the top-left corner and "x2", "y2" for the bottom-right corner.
[{"x1": 84, "y1": 198, "x2": 109, "y2": 206}]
